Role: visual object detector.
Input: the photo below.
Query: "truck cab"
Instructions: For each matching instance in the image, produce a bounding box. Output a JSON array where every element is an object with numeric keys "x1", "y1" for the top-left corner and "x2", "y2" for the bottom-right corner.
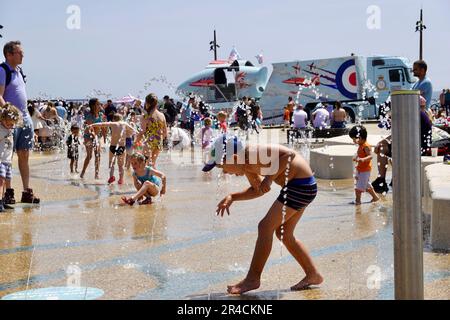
[{"x1": 367, "y1": 56, "x2": 416, "y2": 106}]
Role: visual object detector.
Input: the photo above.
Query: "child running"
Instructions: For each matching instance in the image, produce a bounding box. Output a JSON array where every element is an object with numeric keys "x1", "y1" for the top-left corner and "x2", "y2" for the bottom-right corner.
[
  {"x1": 0, "y1": 103, "x2": 21, "y2": 212},
  {"x1": 89, "y1": 114, "x2": 137, "y2": 185},
  {"x1": 349, "y1": 125, "x2": 380, "y2": 205},
  {"x1": 121, "y1": 153, "x2": 166, "y2": 205},
  {"x1": 66, "y1": 124, "x2": 80, "y2": 174},
  {"x1": 203, "y1": 134, "x2": 323, "y2": 294}
]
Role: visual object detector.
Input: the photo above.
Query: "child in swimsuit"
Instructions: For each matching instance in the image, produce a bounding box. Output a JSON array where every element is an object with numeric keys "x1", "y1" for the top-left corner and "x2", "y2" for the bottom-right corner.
[
  {"x1": 135, "y1": 93, "x2": 168, "y2": 167},
  {"x1": 66, "y1": 124, "x2": 80, "y2": 174},
  {"x1": 80, "y1": 98, "x2": 103, "y2": 180},
  {"x1": 121, "y1": 152, "x2": 166, "y2": 205},
  {"x1": 202, "y1": 134, "x2": 323, "y2": 295},
  {"x1": 89, "y1": 114, "x2": 137, "y2": 185}
]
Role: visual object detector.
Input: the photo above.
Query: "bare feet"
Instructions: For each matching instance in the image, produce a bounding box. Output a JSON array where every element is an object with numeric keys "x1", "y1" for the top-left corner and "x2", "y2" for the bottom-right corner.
[
  {"x1": 291, "y1": 273, "x2": 323, "y2": 291},
  {"x1": 371, "y1": 196, "x2": 380, "y2": 203},
  {"x1": 227, "y1": 278, "x2": 260, "y2": 295}
]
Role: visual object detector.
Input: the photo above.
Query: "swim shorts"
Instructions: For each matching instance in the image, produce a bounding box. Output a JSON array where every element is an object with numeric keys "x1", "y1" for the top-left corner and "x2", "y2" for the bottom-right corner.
[
  {"x1": 110, "y1": 145, "x2": 125, "y2": 156},
  {"x1": 277, "y1": 176, "x2": 318, "y2": 211}
]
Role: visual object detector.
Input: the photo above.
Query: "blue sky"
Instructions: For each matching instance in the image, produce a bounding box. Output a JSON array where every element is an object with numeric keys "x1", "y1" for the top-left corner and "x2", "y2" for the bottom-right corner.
[{"x1": 1, "y1": 0, "x2": 449, "y2": 100}]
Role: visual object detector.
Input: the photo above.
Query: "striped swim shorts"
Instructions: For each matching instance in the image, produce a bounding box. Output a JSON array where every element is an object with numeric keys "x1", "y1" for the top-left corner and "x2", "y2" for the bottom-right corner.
[
  {"x1": 0, "y1": 162, "x2": 12, "y2": 180},
  {"x1": 277, "y1": 176, "x2": 318, "y2": 211}
]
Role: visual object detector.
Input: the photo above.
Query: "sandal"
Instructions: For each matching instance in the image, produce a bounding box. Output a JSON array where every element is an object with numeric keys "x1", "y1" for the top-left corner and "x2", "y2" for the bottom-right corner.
[{"x1": 121, "y1": 196, "x2": 135, "y2": 206}]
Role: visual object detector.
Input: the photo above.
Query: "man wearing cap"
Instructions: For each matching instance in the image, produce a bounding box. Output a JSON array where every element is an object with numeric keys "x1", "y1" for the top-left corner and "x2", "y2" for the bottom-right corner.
[{"x1": 203, "y1": 134, "x2": 323, "y2": 294}]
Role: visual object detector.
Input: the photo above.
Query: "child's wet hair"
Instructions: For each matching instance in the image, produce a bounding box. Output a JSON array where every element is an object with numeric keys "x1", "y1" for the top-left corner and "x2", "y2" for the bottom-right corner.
[
  {"x1": 349, "y1": 125, "x2": 367, "y2": 140},
  {"x1": 89, "y1": 98, "x2": 99, "y2": 109},
  {"x1": 113, "y1": 113, "x2": 123, "y2": 122},
  {"x1": 130, "y1": 152, "x2": 147, "y2": 162},
  {"x1": 217, "y1": 111, "x2": 227, "y2": 120},
  {"x1": 204, "y1": 117, "x2": 212, "y2": 126},
  {"x1": 145, "y1": 93, "x2": 158, "y2": 110},
  {"x1": 0, "y1": 103, "x2": 22, "y2": 123}
]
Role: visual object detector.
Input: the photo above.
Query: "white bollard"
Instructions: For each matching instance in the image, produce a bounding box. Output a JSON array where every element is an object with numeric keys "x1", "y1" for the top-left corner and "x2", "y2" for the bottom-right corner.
[{"x1": 391, "y1": 90, "x2": 424, "y2": 300}]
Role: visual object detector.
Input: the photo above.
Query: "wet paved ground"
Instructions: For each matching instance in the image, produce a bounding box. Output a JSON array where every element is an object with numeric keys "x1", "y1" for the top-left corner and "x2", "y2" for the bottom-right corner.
[{"x1": 0, "y1": 126, "x2": 448, "y2": 300}]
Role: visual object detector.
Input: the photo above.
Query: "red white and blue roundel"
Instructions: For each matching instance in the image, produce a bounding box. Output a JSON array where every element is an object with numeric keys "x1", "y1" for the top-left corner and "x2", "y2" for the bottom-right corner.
[{"x1": 335, "y1": 60, "x2": 358, "y2": 100}]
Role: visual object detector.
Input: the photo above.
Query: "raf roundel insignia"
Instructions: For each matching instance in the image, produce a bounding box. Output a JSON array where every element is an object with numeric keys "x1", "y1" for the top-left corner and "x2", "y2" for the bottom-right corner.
[{"x1": 336, "y1": 60, "x2": 358, "y2": 100}]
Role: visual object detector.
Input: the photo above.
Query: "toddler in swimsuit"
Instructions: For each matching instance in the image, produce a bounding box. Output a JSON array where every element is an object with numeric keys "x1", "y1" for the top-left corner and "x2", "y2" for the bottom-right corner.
[{"x1": 121, "y1": 152, "x2": 166, "y2": 205}]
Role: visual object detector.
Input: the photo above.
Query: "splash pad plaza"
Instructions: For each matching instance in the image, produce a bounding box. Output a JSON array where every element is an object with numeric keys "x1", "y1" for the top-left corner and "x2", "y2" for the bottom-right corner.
[
  {"x1": 0, "y1": 123, "x2": 448, "y2": 301},
  {"x1": 1, "y1": 1, "x2": 450, "y2": 302}
]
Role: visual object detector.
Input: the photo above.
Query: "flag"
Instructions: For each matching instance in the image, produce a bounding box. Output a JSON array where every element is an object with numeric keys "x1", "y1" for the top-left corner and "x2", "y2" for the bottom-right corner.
[
  {"x1": 255, "y1": 52, "x2": 264, "y2": 64},
  {"x1": 228, "y1": 46, "x2": 241, "y2": 62}
]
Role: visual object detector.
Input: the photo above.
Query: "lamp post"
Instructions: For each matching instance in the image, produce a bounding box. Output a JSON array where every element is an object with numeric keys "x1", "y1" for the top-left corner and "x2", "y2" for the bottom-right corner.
[
  {"x1": 209, "y1": 29, "x2": 220, "y2": 61},
  {"x1": 415, "y1": 9, "x2": 426, "y2": 60}
]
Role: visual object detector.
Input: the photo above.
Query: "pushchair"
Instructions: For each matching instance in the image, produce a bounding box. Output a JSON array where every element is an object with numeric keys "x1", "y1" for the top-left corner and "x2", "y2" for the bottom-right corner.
[{"x1": 38, "y1": 117, "x2": 66, "y2": 150}]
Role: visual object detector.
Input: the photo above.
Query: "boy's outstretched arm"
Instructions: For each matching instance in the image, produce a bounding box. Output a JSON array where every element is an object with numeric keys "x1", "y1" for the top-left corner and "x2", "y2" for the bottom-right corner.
[
  {"x1": 217, "y1": 172, "x2": 264, "y2": 217},
  {"x1": 89, "y1": 122, "x2": 114, "y2": 129}
]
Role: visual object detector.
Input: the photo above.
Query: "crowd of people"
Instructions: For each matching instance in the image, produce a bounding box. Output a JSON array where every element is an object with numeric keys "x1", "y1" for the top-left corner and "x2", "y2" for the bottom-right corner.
[
  {"x1": 0, "y1": 40, "x2": 265, "y2": 210},
  {"x1": 283, "y1": 99, "x2": 350, "y2": 131}
]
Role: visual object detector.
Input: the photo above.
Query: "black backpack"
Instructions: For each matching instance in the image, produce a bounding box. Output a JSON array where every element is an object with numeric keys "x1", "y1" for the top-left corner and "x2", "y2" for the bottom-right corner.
[{"x1": 0, "y1": 62, "x2": 26, "y2": 88}]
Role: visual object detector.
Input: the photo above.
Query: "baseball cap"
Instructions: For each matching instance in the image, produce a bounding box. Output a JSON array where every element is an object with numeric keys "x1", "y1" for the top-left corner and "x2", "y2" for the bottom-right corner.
[{"x1": 202, "y1": 134, "x2": 245, "y2": 172}]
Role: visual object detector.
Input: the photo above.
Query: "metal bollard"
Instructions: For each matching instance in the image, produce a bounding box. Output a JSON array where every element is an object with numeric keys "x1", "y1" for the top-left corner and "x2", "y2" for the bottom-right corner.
[{"x1": 391, "y1": 90, "x2": 424, "y2": 300}]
